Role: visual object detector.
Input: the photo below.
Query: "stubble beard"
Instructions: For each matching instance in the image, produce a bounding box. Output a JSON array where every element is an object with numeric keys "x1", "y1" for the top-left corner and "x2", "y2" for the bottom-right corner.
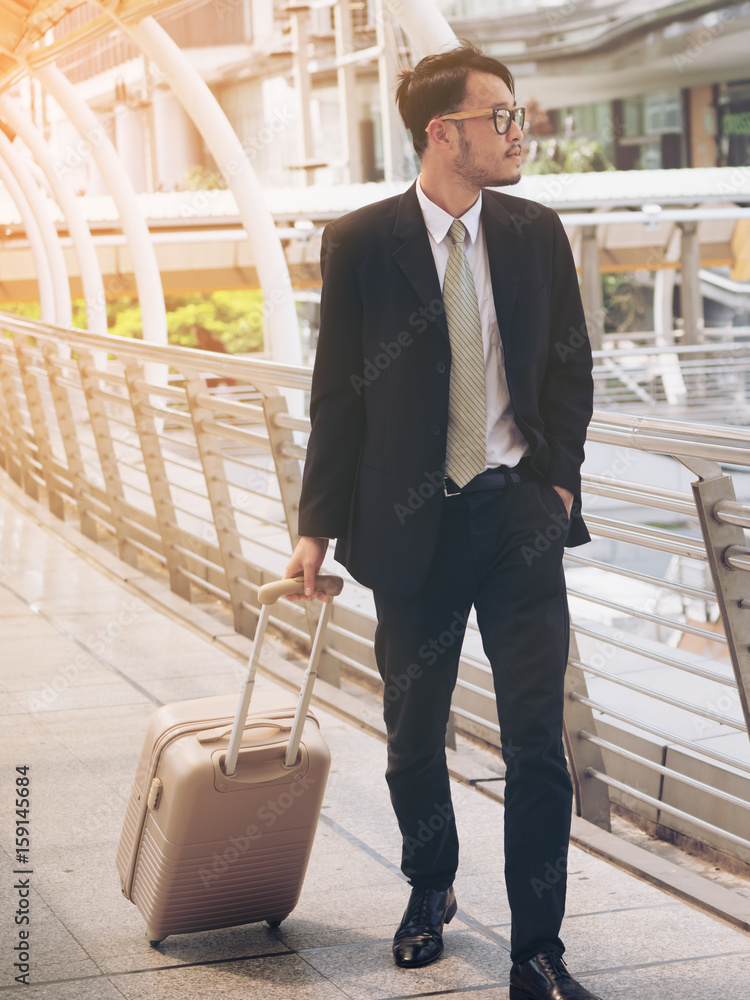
[{"x1": 454, "y1": 130, "x2": 521, "y2": 188}]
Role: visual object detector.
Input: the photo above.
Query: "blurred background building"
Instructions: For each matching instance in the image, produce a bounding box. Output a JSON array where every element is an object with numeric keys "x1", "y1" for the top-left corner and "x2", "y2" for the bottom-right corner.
[{"x1": 22, "y1": 0, "x2": 750, "y2": 195}]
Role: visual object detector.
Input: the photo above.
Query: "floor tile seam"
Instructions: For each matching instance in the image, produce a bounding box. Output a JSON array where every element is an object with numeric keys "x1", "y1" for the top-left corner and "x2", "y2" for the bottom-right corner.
[
  {"x1": 372, "y1": 948, "x2": 750, "y2": 1000},
  {"x1": 5, "y1": 871, "x2": 115, "y2": 982},
  {"x1": 5, "y1": 688, "x2": 153, "y2": 719},
  {"x1": 482, "y1": 900, "x2": 677, "y2": 927},
  {"x1": 294, "y1": 947, "x2": 361, "y2": 999},
  {"x1": 316, "y1": 816, "x2": 750, "y2": 981},
  {"x1": 0, "y1": 948, "x2": 302, "y2": 992},
  {"x1": 318, "y1": 814, "x2": 514, "y2": 953},
  {"x1": 296, "y1": 925, "x2": 505, "y2": 955},
  {"x1": 0, "y1": 578, "x2": 162, "y2": 709}
]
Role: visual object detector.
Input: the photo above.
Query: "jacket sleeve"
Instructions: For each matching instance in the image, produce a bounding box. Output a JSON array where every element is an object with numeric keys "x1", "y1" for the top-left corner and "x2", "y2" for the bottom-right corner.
[
  {"x1": 297, "y1": 223, "x2": 366, "y2": 539},
  {"x1": 539, "y1": 211, "x2": 594, "y2": 500}
]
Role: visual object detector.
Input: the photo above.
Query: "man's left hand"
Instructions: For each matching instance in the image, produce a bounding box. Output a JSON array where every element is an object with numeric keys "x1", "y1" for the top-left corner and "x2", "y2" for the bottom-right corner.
[{"x1": 552, "y1": 485, "x2": 574, "y2": 517}]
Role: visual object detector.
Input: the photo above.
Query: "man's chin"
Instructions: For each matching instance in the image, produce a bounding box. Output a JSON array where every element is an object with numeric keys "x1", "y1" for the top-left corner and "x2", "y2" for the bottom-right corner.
[{"x1": 493, "y1": 173, "x2": 522, "y2": 188}]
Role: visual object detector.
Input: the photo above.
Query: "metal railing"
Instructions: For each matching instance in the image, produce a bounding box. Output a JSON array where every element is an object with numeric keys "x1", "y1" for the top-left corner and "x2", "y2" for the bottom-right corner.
[
  {"x1": 1, "y1": 311, "x2": 749, "y2": 866},
  {"x1": 592, "y1": 336, "x2": 750, "y2": 417}
]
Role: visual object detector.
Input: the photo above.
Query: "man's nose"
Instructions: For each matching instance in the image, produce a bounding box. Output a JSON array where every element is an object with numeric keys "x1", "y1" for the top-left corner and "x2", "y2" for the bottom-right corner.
[{"x1": 505, "y1": 118, "x2": 524, "y2": 143}]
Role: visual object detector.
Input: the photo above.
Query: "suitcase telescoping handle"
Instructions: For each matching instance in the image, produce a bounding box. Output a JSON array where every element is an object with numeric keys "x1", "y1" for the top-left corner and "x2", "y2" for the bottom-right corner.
[{"x1": 224, "y1": 574, "x2": 343, "y2": 777}]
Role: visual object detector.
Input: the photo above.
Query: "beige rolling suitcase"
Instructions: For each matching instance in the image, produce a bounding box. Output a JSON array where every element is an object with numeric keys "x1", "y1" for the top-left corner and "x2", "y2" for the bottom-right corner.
[{"x1": 116, "y1": 574, "x2": 342, "y2": 945}]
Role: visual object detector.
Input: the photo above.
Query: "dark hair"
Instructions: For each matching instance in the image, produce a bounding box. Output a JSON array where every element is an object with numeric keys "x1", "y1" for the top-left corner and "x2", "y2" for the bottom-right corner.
[{"x1": 396, "y1": 42, "x2": 515, "y2": 159}]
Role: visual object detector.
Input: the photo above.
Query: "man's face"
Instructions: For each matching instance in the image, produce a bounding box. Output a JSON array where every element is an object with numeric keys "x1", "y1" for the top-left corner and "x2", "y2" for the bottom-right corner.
[{"x1": 450, "y1": 71, "x2": 523, "y2": 189}]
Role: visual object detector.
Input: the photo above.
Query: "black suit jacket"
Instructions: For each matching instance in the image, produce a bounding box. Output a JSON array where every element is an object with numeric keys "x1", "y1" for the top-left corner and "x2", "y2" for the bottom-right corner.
[{"x1": 298, "y1": 180, "x2": 593, "y2": 597}]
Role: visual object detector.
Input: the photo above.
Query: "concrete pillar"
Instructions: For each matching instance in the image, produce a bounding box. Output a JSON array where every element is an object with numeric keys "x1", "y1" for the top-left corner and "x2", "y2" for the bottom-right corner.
[
  {"x1": 375, "y1": 0, "x2": 407, "y2": 182},
  {"x1": 680, "y1": 221, "x2": 703, "y2": 346},
  {"x1": 581, "y1": 226, "x2": 604, "y2": 352},
  {"x1": 289, "y1": 6, "x2": 316, "y2": 185},
  {"x1": 335, "y1": 0, "x2": 363, "y2": 185},
  {"x1": 151, "y1": 87, "x2": 203, "y2": 192},
  {"x1": 114, "y1": 102, "x2": 148, "y2": 193}
]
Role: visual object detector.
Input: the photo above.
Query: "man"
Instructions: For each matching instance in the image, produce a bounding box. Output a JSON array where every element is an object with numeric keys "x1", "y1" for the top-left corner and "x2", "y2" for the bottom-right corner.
[{"x1": 285, "y1": 43, "x2": 599, "y2": 1000}]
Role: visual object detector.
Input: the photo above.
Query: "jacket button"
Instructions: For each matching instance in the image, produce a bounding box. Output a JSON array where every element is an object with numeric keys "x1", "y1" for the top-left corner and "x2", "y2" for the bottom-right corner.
[
  {"x1": 436, "y1": 362, "x2": 446, "y2": 373},
  {"x1": 430, "y1": 424, "x2": 441, "y2": 435}
]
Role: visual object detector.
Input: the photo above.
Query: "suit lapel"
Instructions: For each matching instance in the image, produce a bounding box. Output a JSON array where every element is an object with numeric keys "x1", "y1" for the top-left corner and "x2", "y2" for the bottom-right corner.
[
  {"x1": 392, "y1": 182, "x2": 450, "y2": 342},
  {"x1": 481, "y1": 191, "x2": 525, "y2": 357},
  {"x1": 391, "y1": 183, "x2": 526, "y2": 349}
]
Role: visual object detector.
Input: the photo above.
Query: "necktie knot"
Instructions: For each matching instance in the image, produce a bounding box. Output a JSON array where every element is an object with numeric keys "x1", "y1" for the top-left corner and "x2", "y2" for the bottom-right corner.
[{"x1": 449, "y1": 220, "x2": 467, "y2": 247}]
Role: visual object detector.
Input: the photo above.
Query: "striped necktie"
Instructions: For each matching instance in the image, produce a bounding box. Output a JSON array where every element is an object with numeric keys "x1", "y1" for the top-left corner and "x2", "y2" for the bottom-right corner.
[{"x1": 443, "y1": 219, "x2": 486, "y2": 488}]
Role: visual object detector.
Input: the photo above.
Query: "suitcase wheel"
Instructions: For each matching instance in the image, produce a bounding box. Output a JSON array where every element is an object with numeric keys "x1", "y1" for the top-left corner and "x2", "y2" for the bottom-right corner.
[
  {"x1": 265, "y1": 919, "x2": 282, "y2": 929},
  {"x1": 146, "y1": 931, "x2": 164, "y2": 947}
]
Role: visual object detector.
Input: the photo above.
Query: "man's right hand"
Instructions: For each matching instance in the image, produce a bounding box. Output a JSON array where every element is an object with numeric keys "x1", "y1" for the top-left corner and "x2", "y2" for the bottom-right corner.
[{"x1": 284, "y1": 536, "x2": 330, "y2": 601}]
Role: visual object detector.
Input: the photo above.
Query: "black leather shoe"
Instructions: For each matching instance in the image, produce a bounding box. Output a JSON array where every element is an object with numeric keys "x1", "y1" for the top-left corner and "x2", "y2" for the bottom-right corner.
[
  {"x1": 392, "y1": 886, "x2": 457, "y2": 968},
  {"x1": 509, "y1": 952, "x2": 604, "y2": 1000}
]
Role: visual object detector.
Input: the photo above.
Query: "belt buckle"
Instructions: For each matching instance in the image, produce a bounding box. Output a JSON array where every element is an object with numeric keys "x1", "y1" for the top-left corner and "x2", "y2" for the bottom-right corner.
[{"x1": 444, "y1": 477, "x2": 461, "y2": 497}]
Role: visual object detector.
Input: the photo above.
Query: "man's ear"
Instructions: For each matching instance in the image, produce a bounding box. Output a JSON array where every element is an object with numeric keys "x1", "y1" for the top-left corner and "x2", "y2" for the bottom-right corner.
[{"x1": 424, "y1": 118, "x2": 453, "y2": 151}]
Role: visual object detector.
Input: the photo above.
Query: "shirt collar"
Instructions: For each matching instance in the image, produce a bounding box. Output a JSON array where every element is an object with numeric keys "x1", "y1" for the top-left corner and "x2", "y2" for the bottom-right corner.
[{"x1": 416, "y1": 175, "x2": 482, "y2": 247}]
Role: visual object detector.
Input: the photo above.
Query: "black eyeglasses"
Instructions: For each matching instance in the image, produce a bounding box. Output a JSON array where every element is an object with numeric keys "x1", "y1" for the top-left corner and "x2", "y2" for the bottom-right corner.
[{"x1": 427, "y1": 106, "x2": 526, "y2": 136}]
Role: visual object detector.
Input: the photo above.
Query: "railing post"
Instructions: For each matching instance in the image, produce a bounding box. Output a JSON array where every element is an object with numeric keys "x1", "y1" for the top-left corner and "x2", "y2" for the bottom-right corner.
[
  {"x1": 13, "y1": 336, "x2": 67, "y2": 519},
  {"x1": 0, "y1": 344, "x2": 22, "y2": 485},
  {"x1": 563, "y1": 630, "x2": 611, "y2": 830},
  {"x1": 40, "y1": 342, "x2": 98, "y2": 540},
  {"x1": 686, "y1": 460, "x2": 750, "y2": 737},
  {"x1": 185, "y1": 377, "x2": 257, "y2": 636},
  {"x1": 123, "y1": 361, "x2": 191, "y2": 600},
  {"x1": 0, "y1": 341, "x2": 39, "y2": 499},
  {"x1": 76, "y1": 350, "x2": 139, "y2": 567},
  {"x1": 263, "y1": 394, "x2": 341, "y2": 687}
]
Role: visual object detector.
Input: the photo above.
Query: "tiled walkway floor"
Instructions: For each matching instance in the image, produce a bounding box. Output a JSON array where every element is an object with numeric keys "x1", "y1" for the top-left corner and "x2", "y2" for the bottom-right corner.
[{"x1": 0, "y1": 491, "x2": 749, "y2": 999}]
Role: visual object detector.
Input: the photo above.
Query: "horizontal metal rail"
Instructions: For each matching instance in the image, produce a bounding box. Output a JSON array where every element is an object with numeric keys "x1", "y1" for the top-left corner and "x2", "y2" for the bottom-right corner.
[
  {"x1": 580, "y1": 732, "x2": 750, "y2": 813},
  {"x1": 572, "y1": 623, "x2": 736, "y2": 686},
  {"x1": 586, "y1": 770, "x2": 750, "y2": 851},
  {"x1": 563, "y1": 551, "x2": 715, "y2": 603},
  {"x1": 566, "y1": 589, "x2": 727, "y2": 643},
  {"x1": 571, "y1": 692, "x2": 750, "y2": 776},
  {"x1": 570, "y1": 658, "x2": 743, "y2": 730}
]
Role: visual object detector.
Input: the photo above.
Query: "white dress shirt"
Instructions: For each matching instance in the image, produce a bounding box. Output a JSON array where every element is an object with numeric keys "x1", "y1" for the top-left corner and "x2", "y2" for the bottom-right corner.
[{"x1": 416, "y1": 176, "x2": 529, "y2": 471}]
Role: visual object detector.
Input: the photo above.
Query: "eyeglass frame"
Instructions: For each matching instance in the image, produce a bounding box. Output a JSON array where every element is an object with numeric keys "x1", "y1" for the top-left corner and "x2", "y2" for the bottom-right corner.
[{"x1": 425, "y1": 106, "x2": 526, "y2": 136}]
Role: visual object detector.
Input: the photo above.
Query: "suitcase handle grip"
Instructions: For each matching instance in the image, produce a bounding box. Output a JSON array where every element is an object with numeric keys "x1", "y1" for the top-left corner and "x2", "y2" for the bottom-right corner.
[
  {"x1": 258, "y1": 574, "x2": 343, "y2": 605},
  {"x1": 225, "y1": 576, "x2": 342, "y2": 777},
  {"x1": 197, "y1": 718, "x2": 292, "y2": 744}
]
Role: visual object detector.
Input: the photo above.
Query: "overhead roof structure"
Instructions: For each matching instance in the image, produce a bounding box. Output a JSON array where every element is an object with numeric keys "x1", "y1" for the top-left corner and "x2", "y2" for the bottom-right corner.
[
  {"x1": 0, "y1": 0, "x2": 308, "y2": 366},
  {"x1": 0, "y1": 1, "x2": 189, "y2": 83}
]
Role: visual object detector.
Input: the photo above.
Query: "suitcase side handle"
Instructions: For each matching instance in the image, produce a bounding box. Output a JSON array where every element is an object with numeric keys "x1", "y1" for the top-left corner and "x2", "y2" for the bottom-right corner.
[
  {"x1": 198, "y1": 718, "x2": 292, "y2": 744},
  {"x1": 258, "y1": 574, "x2": 343, "y2": 605}
]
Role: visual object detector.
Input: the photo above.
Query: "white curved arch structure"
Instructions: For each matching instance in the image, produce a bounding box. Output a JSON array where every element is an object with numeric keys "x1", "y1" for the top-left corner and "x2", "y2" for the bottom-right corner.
[
  {"x1": 384, "y1": 0, "x2": 458, "y2": 59},
  {"x1": 111, "y1": 14, "x2": 302, "y2": 368},
  {"x1": 0, "y1": 153, "x2": 55, "y2": 322},
  {"x1": 0, "y1": 128, "x2": 71, "y2": 328},
  {"x1": 35, "y1": 62, "x2": 169, "y2": 381},
  {"x1": 0, "y1": 96, "x2": 107, "y2": 337}
]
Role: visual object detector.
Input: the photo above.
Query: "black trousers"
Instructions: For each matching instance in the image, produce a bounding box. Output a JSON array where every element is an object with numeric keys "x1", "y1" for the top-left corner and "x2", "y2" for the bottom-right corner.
[{"x1": 373, "y1": 470, "x2": 573, "y2": 965}]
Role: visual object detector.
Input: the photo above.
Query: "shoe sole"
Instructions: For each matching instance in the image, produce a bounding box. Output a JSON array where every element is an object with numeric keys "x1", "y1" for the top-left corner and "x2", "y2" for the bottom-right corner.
[{"x1": 509, "y1": 989, "x2": 533, "y2": 1000}]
